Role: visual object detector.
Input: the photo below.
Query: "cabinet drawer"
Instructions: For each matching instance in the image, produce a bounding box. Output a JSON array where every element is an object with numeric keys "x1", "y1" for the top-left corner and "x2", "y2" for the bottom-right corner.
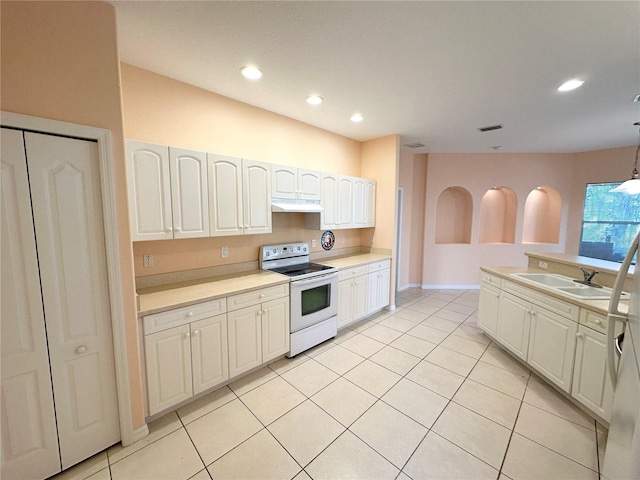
[
  {"x1": 144, "y1": 298, "x2": 227, "y2": 334},
  {"x1": 339, "y1": 264, "x2": 369, "y2": 281},
  {"x1": 579, "y1": 309, "x2": 608, "y2": 335},
  {"x1": 480, "y1": 271, "x2": 503, "y2": 288},
  {"x1": 503, "y1": 281, "x2": 579, "y2": 322},
  {"x1": 368, "y1": 260, "x2": 391, "y2": 273},
  {"x1": 227, "y1": 284, "x2": 289, "y2": 311}
]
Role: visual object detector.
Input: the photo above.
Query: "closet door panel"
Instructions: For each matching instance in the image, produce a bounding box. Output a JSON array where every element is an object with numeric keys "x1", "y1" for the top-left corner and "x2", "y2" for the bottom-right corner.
[
  {"x1": 24, "y1": 132, "x2": 120, "y2": 469},
  {"x1": 1, "y1": 129, "x2": 61, "y2": 479}
]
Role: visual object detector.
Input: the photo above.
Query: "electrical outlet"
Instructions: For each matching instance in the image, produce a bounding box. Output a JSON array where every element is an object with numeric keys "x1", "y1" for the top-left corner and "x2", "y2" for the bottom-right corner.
[
  {"x1": 341, "y1": 236, "x2": 346, "y2": 244},
  {"x1": 539, "y1": 261, "x2": 548, "y2": 269},
  {"x1": 221, "y1": 246, "x2": 229, "y2": 258},
  {"x1": 143, "y1": 254, "x2": 153, "y2": 268},
  {"x1": 311, "y1": 239, "x2": 316, "y2": 247}
]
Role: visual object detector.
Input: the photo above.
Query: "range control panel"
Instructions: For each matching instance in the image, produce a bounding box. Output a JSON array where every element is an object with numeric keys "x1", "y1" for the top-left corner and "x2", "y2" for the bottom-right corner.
[{"x1": 260, "y1": 242, "x2": 309, "y2": 262}]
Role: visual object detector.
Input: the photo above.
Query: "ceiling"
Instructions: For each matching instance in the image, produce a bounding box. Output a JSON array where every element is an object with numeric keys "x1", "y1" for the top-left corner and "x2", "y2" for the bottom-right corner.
[{"x1": 112, "y1": 1, "x2": 640, "y2": 154}]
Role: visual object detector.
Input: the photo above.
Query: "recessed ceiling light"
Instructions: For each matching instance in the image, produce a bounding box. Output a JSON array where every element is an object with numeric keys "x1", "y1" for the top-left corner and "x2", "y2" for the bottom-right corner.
[
  {"x1": 557, "y1": 79, "x2": 584, "y2": 92},
  {"x1": 306, "y1": 95, "x2": 323, "y2": 105},
  {"x1": 350, "y1": 114, "x2": 364, "y2": 123},
  {"x1": 241, "y1": 66, "x2": 262, "y2": 80}
]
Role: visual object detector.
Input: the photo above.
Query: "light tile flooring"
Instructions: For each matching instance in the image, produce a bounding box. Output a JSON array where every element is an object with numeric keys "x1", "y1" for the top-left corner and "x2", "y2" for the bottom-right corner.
[{"x1": 52, "y1": 288, "x2": 607, "y2": 480}]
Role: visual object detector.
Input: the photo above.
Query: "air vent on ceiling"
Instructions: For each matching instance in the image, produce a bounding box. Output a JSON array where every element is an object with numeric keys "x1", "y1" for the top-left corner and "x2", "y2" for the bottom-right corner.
[
  {"x1": 404, "y1": 143, "x2": 425, "y2": 148},
  {"x1": 477, "y1": 124, "x2": 503, "y2": 132}
]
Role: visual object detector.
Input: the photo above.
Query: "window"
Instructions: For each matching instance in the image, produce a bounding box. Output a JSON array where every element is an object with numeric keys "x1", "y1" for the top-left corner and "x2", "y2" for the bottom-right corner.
[{"x1": 579, "y1": 182, "x2": 640, "y2": 262}]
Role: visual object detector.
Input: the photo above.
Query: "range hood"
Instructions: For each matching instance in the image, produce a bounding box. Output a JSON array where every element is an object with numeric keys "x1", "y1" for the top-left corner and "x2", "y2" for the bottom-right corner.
[{"x1": 271, "y1": 198, "x2": 323, "y2": 213}]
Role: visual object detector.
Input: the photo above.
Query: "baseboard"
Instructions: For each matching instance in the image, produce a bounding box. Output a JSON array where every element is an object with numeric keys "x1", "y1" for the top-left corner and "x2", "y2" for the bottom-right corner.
[
  {"x1": 420, "y1": 284, "x2": 480, "y2": 290},
  {"x1": 397, "y1": 283, "x2": 420, "y2": 292}
]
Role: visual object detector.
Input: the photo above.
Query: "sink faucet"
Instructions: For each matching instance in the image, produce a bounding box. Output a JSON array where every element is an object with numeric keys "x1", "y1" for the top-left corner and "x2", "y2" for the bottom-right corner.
[{"x1": 574, "y1": 267, "x2": 602, "y2": 288}]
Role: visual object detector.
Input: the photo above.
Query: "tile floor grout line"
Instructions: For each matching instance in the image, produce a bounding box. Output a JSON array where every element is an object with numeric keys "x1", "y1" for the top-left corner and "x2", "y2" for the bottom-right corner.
[
  {"x1": 177, "y1": 404, "x2": 212, "y2": 474},
  {"x1": 497, "y1": 370, "x2": 532, "y2": 477}
]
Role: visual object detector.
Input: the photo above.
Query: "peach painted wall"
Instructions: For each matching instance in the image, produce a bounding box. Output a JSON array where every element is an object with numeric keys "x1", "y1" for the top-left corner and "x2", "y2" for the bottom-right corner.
[
  {"x1": 1, "y1": 2, "x2": 145, "y2": 427},
  {"x1": 360, "y1": 135, "x2": 399, "y2": 305},
  {"x1": 422, "y1": 153, "x2": 575, "y2": 286},
  {"x1": 120, "y1": 64, "x2": 371, "y2": 275},
  {"x1": 566, "y1": 146, "x2": 636, "y2": 253},
  {"x1": 398, "y1": 151, "x2": 427, "y2": 289}
]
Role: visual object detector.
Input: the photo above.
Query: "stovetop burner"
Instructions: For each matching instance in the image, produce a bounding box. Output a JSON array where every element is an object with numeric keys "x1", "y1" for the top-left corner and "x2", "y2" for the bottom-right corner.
[{"x1": 270, "y1": 262, "x2": 335, "y2": 278}]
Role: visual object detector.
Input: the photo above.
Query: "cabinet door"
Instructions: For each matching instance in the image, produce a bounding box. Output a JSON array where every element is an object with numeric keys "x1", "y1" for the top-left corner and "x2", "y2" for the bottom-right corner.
[
  {"x1": 353, "y1": 275, "x2": 369, "y2": 322},
  {"x1": 338, "y1": 280, "x2": 354, "y2": 328},
  {"x1": 478, "y1": 283, "x2": 501, "y2": 337},
  {"x1": 191, "y1": 315, "x2": 228, "y2": 395},
  {"x1": 126, "y1": 140, "x2": 173, "y2": 240},
  {"x1": 261, "y1": 297, "x2": 290, "y2": 362},
  {"x1": 365, "y1": 180, "x2": 376, "y2": 227},
  {"x1": 378, "y1": 268, "x2": 390, "y2": 309},
  {"x1": 145, "y1": 325, "x2": 193, "y2": 416},
  {"x1": 352, "y1": 177, "x2": 367, "y2": 227},
  {"x1": 298, "y1": 169, "x2": 321, "y2": 201},
  {"x1": 243, "y1": 159, "x2": 272, "y2": 234},
  {"x1": 207, "y1": 154, "x2": 244, "y2": 237},
  {"x1": 368, "y1": 270, "x2": 389, "y2": 313},
  {"x1": 26, "y1": 133, "x2": 120, "y2": 468},
  {"x1": 528, "y1": 307, "x2": 577, "y2": 393},
  {"x1": 228, "y1": 305, "x2": 262, "y2": 377},
  {"x1": 169, "y1": 148, "x2": 209, "y2": 238},
  {"x1": 338, "y1": 176, "x2": 354, "y2": 228},
  {"x1": 1, "y1": 129, "x2": 61, "y2": 480},
  {"x1": 572, "y1": 326, "x2": 613, "y2": 421},
  {"x1": 497, "y1": 292, "x2": 531, "y2": 361},
  {"x1": 272, "y1": 165, "x2": 297, "y2": 199},
  {"x1": 320, "y1": 173, "x2": 339, "y2": 229}
]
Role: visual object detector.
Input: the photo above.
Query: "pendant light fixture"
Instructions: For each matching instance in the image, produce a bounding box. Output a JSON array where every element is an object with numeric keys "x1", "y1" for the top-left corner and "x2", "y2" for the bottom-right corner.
[{"x1": 610, "y1": 122, "x2": 640, "y2": 194}]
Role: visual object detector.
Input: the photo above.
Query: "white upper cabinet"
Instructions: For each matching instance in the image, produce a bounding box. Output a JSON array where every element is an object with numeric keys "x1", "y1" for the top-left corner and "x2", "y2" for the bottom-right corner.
[
  {"x1": 208, "y1": 155, "x2": 271, "y2": 236},
  {"x1": 207, "y1": 154, "x2": 244, "y2": 236},
  {"x1": 126, "y1": 141, "x2": 210, "y2": 240},
  {"x1": 319, "y1": 173, "x2": 339, "y2": 229},
  {"x1": 353, "y1": 177, "x2": 367, "y2": 227},
  {"x1": 338, "y1": 176, "x2": 354, "y2": 228},
  {"x1": 126, "y1": 140, "x2": 173, "y2": 241},
  {"x1": 243, "y1": 159, "x2": 272, "y2": 235},
  {"x1": 169, "y1": 148, "x2": 209, "y2": 239},
  {"x1": 272, "y1": 165, "x2": 321, "y2": 201},
  {"x1": 365, "y1": 179, "x2": 376, "y2": 227}
]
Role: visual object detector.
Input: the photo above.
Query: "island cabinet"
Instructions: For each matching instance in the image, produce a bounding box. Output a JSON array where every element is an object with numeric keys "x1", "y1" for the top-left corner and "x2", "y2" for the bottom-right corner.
[
  {"x1": 478, "y1": 270, "x2": 615, "y2": 422},
  {"x1": 143, "y1": 299, "x2": 228, "y2": 416}
]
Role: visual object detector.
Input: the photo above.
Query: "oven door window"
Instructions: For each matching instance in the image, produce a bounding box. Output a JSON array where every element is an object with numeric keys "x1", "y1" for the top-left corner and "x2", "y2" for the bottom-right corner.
[{"x1": 301, "y1": 284, "x2": 330, "y2": 316}]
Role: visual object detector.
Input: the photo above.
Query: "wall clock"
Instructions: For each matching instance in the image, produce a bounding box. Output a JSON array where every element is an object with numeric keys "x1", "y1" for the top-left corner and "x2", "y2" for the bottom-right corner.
[{"x1": 321, "y1": 231, "x2": 335, "y2": 250}]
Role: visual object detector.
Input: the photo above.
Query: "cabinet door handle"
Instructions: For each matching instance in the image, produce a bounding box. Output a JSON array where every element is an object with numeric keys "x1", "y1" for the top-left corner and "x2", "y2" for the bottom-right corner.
[
  {"x1": 260, "y1": 294, "x2": 265, "y2": 298},
  {"x1": 75, "y1": 346, "x2": 87, "y2": 355},
  {"x1": 262, "y1": 308, "x2": 268, "y2": 313},
  {"x1": 494, "y1": 292, "x2": 499, "y2": 299},
  {"x1": 175, "y1": 227, "x2": 181, "y2": 232},
  {"x1": 576, "y1": 332, "x2": 584, "y2": 339},
  {"x1": 594, "y1": 318, "x2": 603, "y2": 325},
  {"x1": 187, "y1": 312, "x2": 194, "y2": 317},
  {"x1": 192, "y1": 330, "x2": 199, "y2": 336},
  {"x1": 166, "y1": 228, "x2": 173, "y2": 233},
  {"x1": 184, "y1": 332, "x2": 190, "y2": 339}
]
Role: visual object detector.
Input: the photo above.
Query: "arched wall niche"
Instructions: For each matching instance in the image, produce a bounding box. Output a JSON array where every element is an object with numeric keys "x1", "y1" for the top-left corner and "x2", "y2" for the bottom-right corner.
[
  {"x1": 479, "y1": 187, "x2": 518, "y2": 244},
  {"x1": 522, "y1": 185, "x2": 562, "y2": 243},
  {"x1": 435, "y1": 186, "x2": 472, "y2": 244}
]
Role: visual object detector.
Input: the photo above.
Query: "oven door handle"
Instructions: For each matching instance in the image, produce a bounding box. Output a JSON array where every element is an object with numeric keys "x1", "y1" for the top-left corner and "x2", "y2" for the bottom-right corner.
[{"x1": 291, "y1": 271, "x2": 339, "y2": 286}]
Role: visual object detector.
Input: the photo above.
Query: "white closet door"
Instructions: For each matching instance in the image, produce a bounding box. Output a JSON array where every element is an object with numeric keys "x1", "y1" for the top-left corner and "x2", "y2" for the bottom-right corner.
[
  {"x1": 1, "y1": 129, "x2": 61, "y2": 479},
  {"x1": 25, "y1": 132, "x2": 120, "y2": 469}
]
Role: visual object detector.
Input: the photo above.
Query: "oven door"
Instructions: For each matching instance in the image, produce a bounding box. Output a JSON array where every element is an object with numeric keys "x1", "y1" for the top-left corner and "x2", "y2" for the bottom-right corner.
[{"x1": 290, "y1": 271, "x2": 338, "y2": 333}]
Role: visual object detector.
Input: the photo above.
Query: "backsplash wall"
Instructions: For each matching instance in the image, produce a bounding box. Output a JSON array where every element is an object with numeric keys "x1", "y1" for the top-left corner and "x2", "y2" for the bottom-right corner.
[{"x1": 132, "y1": 212, "x2": 371, "y2": 277}]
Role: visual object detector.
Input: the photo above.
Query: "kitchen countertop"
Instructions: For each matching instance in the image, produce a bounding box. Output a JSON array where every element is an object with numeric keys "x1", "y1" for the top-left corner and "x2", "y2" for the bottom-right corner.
[
  {"x1": 137, "y1": 270, "x2": 289, "y2": 316},
  {"x1": 322, "y1": 253, "x2": 391, "y2": 269},
  {"x1": 137, "y1": 252, "x2": 392, "y2": 315},
  {"x1": 481, "y1": 265, "x2": 628, "y2": 315}
]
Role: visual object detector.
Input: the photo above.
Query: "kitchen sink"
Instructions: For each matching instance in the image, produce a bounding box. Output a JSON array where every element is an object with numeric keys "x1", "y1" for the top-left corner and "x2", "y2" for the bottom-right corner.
[{"x1": 510, "y1": 273, "x2": 630, "y2": 300}]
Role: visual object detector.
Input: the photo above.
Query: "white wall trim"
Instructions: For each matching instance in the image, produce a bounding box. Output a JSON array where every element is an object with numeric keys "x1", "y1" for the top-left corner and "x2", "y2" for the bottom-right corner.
[
  {"x1": 421, "y1": 284, "x2": 480, "y2": 290},
  {"x1": 1, "y1": 111, "x2": 137, "y2": 446},
  {"x1": 397, "y1": 283, "x2": 420, "y2": 292}
]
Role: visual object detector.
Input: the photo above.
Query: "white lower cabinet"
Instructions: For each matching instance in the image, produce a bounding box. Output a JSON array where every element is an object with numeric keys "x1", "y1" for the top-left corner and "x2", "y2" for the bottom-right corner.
[
  {"x1": 227, "y1": 289, "x2": 289, "y2": 378},
  {"x1": 368, "y1": 261, "x2": 391, "y2": 313},
  {"x1": 338, "y1": 267, "x2": 369, "y2": 329},
  {"x1": 572, "y1": 321, "x2": 614, "y2": 422},
  {"x1": 144, "y1": 313, "x2": 228, "y2": 416},
  {"x1": 527, "y1": 307, "x2": 577, "y2": 393},
  {"x1": 496, "y1": 292, "x2": 532, "y2": 361}
]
